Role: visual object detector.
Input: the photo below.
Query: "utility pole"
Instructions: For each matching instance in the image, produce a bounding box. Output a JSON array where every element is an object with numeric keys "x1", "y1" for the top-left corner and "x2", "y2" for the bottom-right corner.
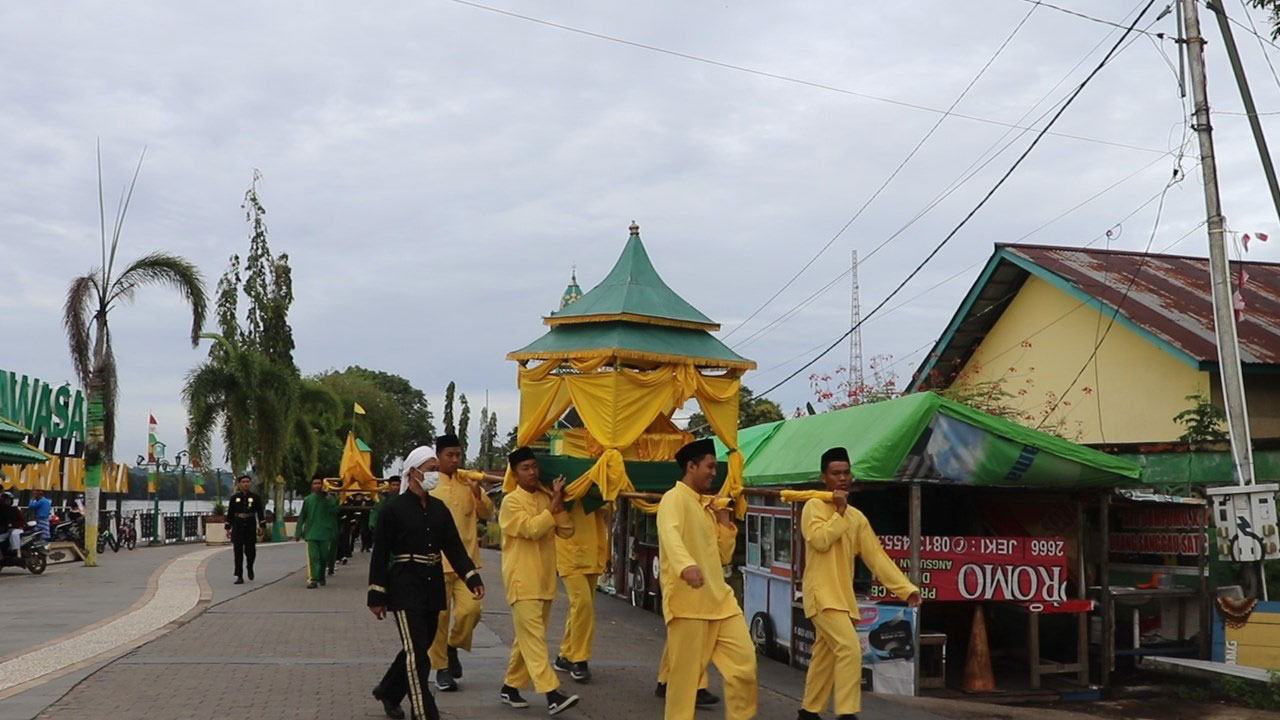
[
  {"x1": 1182, "y1": 0, "x2": 1256, "y2": 486},
  {"x1": 1209, "y1": 0, "x2": 1280, "y2": 223}
]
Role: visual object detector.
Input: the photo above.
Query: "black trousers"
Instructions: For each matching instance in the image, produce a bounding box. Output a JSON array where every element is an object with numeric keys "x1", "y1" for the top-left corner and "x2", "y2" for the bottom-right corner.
[
  {"x1": 232, "y1": 531, "x2": 256, "y2": 578},
  {"x1": 380, "y1": 608, "x2": 440, "y2": 720}
]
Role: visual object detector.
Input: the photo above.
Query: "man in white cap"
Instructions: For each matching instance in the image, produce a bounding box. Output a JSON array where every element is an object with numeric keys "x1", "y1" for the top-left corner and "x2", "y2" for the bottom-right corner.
[{"x1": 369, "y1": 446, "x2": 483, "y2": 720}]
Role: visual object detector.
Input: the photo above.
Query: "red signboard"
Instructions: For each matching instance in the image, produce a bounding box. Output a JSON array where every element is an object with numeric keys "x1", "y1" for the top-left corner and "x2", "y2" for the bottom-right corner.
[{"x1": 870, "y1": 535, "x2": 1068, "y2": 602}]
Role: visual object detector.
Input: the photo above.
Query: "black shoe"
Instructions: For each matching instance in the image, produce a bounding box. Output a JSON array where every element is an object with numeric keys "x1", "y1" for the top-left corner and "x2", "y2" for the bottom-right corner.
[
  {"x1": 435, "y1": 669, "x2": 458, "y2": 692},
  {"x1": 546, "y1": 690, "x2": 580, "y2": 715},
  {"x1": 797, "y1": 711, "x2": 823, "y2": 720},
  {"x1": 654, "y1": 682, "x2": 666, "y2": 698},
  {"x1": 569, "y1": 661, "x2": 590, "y2": 683},
  {"x1": 328, "y1": 567, "x2": 335, "y2": 576},
  {"x1": 247, "y1": 568, "x2": 254, "y2": 581},
  {"x1": 836, "y1": 715, "x2": 858, "y2": 720},
  {"x1": 696, "y1": 689, "x2": 721, "y2": 706},
  {"x1": 306, "y1": 582, "x2": 318, "y2": 589},
  {"x1": 500, "y1": 685, "x2": 529, "y2": 708},
  {"x1": 447, "y1": 645, "x2": 463, "y2": 679},
  {"x1": 372, "y1": 685, "x2": 405, "y2": 719},
  {"x1": 234, "y1": 577, "x2": 245, "y2": 585},
  {"x1": 553, "y1": 656, "x2": 574, "y2": 673},
  {"x1": 319, "y1": 576, "x2": 326, "y2": 586}
]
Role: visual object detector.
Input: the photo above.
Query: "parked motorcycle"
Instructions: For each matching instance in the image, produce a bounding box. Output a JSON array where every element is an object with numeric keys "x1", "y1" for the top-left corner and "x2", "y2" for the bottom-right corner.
[
  {"x1": 0, "y1": 520, "x2": 49, "y2": 575},
  {"x1": 50, "y1": 508, "x2": 85, "y2": 548}
]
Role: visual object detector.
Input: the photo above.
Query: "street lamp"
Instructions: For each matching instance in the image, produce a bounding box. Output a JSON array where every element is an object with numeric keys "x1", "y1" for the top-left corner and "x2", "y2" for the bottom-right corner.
[{"x1": 135, "y1": 450, "x2": 192, "y2": 544}]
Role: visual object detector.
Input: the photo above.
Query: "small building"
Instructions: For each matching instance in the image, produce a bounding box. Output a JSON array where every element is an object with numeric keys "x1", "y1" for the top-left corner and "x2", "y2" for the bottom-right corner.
[{"x1": 909, "y1": 244, "x2": 1280, "y2": 447}]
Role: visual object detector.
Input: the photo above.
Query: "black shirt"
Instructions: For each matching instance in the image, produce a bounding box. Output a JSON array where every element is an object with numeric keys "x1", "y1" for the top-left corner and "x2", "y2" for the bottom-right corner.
[
  {"x1": 225, "y1": 491, "x2": 265, "y2": 541},
  {"x1": 368, "y1": 491, "x2": 482, "y2": 612},
  {"x1": 0, "y1": 504, "x2": 21, "y2": 532}
]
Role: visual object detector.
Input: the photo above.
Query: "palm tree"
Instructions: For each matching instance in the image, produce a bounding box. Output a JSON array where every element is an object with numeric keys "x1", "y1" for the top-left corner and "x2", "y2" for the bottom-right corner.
[
  {"x1": 186, "y1": 334, "x2": 338, "y2": 533},
  {"x1": 63, "y1": 150, "x2": 207, "y2": 566}
]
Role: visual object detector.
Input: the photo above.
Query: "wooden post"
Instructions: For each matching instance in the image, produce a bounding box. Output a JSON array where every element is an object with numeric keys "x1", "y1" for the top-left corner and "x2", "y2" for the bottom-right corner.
[
  {"x1": 1028, "y1": 611, "x2": 1042, "y2": 690},
  {"x1": 1198, "y1": 491, "x2": 1211, "y2": 660},
  {"x1": 909, "y1": 482, "x2": 922, "y2": 695},
  {"x1": 1076, "y1": 497, "x2": 1090, "y2": 685},
  {"x1": 1100, "y1": 492, "x2": 1113, "y2": 690}
]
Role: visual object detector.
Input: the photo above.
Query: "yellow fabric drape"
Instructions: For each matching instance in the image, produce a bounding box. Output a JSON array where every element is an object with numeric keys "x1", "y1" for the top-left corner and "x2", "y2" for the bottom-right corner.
[
  {"x1": 339, "y1": 431, "x2": 378, "y2": 492},
  {"x1": 507, "y1": 359, "x2": 744, "y2": 517},
  {"x1": 556, "y1": 416, "x2": 691, "y2": 462}
]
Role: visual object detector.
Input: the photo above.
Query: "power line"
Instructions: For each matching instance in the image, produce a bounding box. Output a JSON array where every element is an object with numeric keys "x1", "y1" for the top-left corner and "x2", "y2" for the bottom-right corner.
[
  {"x1": 1210, "y1": 0, "x2": 1280, "y2": 53},
  {"x1": 733, "y1": 8, "x2": 1172, "y2": 351},
  {"x1": 752, "y1": 0, "x2": 1160, "y2": 402},
  {"x1": 722, "y1": 2, "x2": 1042, "y2": 340},
  {"x1": 1015, "y1": 0, "x2": 1168, "y2": 36},
  {"x1": 443, "y1": 0, "x2": 1168, "y2": 155},
  {"x1": 1237, "y1": 0, "x2": 1280, "y2": 96}
]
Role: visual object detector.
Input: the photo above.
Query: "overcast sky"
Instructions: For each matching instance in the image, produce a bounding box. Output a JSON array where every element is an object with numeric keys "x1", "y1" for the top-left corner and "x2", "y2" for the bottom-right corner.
[{"x1": 4, "y1": 0, "x2": 1280, "y2": 472}]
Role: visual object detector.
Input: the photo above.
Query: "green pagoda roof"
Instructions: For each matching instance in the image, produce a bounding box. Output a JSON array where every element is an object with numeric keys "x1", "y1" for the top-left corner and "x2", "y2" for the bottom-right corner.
[
  {"x1": 546, "y1": 223, "x2": 719, "y2": 331},
  {"x1": 509, "y1": 322, "x2": 755, "y2": 370},
  {"x1": 560, "y1": 269, "x2": 584, "y2": 311},
  {"x1": 0, "y1": 417, "x2": 49, "y2": 466},
  {"x1": 0, "y1": 418, "x2": 27, "y2": 442}
]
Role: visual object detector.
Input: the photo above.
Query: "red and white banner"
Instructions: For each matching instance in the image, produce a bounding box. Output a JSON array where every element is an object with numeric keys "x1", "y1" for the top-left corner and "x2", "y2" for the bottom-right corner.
[{"x1": 870, "y1": 535, "x2": 1068, "y2": 603}]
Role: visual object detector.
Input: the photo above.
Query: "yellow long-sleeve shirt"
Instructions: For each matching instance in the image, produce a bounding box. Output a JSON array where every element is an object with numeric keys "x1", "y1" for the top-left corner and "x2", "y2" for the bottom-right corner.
[
  {"x1": 499, "y1": 486, "x2": 573, "y2": 604},
  {"x1": 657, "y1": 481, "x2": 739, "y2": 624},
  {"x1": 431, "y1": 469, "x2": 494, "y2": 572},
  {"x1": 556, "y1": 502, "x2": 609, "y2": 577},
  {"x1": 801, "y1": 499, "x2": 918, "y2": 619}
]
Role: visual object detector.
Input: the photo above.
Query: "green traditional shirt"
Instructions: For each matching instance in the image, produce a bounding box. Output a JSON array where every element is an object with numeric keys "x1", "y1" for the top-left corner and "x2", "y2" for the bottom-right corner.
[{"x1": 298, "y1": 493, "x2": 339, "y2": 542}]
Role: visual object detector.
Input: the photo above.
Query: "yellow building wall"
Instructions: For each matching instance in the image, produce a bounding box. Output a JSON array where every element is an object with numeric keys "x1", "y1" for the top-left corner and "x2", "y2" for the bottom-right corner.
[{"x1": 954, "y1": 275, "x2": 1210, "y2": 444}]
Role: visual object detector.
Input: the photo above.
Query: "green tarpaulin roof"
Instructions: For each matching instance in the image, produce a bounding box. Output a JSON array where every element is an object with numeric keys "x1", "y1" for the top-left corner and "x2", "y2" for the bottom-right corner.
[
  {"x1": 509, "y1": 321, "x2": 755, "y2": 370},
  {"x1": 721, "y1": 392, "x2": 1139, "y2": 489},
  {"x1": 547, "y1": 226, "x2": 718, "y2": 330},
  {"x1": 0, "y1": 418, "x2": 27, "y2": 442}
]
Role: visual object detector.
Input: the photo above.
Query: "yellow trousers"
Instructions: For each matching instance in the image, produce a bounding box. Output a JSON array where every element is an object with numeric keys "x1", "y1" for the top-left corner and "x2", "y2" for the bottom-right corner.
[
  {"x1": 504, "y1": 599, "x2": 560, "y2": 694},
  {"x1": 802, "y1": 609, "x2": 863, "y2": 715},
  {"x1": 558, "y1": 573, "x2": 598, "y2": 663},
  {"x1": 657, "y1": 639, "x2": 709, "y2": 689},
  {"x1": 664, "y1": 615, "x2": 757, "y2": 720},
  {"x1": 429, "y1": 572, "x2": 483, "y2": 669}
]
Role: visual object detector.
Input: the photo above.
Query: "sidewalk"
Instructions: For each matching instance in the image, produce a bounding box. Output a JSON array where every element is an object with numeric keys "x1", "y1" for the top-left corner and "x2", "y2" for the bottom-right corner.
[
  {"x1": 0, "y1": 540, "x2": 305, "y2": 720},
  {"x1": 31, "y1": 548, "x2": 1103, "y2": 720}
]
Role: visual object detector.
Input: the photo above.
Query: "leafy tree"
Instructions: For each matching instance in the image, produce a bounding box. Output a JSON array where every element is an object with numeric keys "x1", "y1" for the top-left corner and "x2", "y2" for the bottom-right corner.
[
  {"x1": 337, "y1": 366, "x2": 434, "y2": 461},
  {"x1": 458, "y1": 393, "x2": 471, "y2": 462},
  {"x1": 1174, "y1": 391, "x2": 1229, "y2": 446},
  {"x1": 315, "y1": 370, "x2": 403, "y2": 474},
  {"x1": 1248, "y1": 1, "x2": 1280, "y2": 38},
  {"x1": 443, "y1": 381, "x2": 457, "y2": 436},
  {"x1": 686, "y1": 385, "x2": 784, "y2": 438},
  {"x1": 64, "y1": 149, "x2": 208, "y2": 565},
  {"x1": 477, "y1": 407, "x2": 501, "y2": 469},
  {"x1": 241, "y1": 171, "x2": 295, "y2": 370},
  {"x1": 502, "y1": 425, "x2": 519, "y2": 455}
]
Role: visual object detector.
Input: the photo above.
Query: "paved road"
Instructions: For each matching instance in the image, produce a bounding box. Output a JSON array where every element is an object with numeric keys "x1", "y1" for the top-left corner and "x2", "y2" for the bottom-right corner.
[
  {"x1": 26, "y1": 548, "x2": 1107, "y2": 720},
  {"x1": 0, "y1": 539, "x2": 307, "y2": 720}
]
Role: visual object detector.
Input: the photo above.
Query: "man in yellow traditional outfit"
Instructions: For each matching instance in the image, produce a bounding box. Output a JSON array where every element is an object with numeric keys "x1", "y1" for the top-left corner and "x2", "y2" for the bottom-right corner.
[
  {"x1": 658, "y1": 438, "x2": 756, "y2": 720},
  {"x1": 498, "y1": 446, "x2": 581, "y2": 716},
  {"x1": 798, "y1": 447, "x2": 921, "y2": 720},
  {"x1": 427, "y1": 433, "x2": 494, "y2": 692},
  {"x1": 552, "y1": 500, "x2": 608, "y2": 684}
]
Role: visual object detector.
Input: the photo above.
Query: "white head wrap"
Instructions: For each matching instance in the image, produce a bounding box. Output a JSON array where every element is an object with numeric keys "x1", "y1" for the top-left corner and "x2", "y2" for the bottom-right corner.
[{"x1": 401, "y1": 446, "x2": 437, "y2": 494}]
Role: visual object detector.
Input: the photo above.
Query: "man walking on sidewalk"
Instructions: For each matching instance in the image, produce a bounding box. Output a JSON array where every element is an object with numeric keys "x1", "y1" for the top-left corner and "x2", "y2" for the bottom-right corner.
[
  {"x1": 797, "y1": 448, "x2": 920, "y2": 720},
  {"x1": 658, "y1": 438, "x2": 756, "y2": 720},
  {"x1": 552, "y1": 500, "x2": 608, "y2": 683},
  {"x1": 498, "y1": 447, "x2": 581, "y2": 716},
  {"x1": 427, "y1": 432, "x2": 493, "y2": 692},
  {"x1": 225, "y1": 475, "x2": 266, "y2": 584},
  {"x1": 369, "y1": 445, "x2": 484, "y2": 720},
  {"x1": 296, "y1": 475, "x2": 338, "y2": 589}
]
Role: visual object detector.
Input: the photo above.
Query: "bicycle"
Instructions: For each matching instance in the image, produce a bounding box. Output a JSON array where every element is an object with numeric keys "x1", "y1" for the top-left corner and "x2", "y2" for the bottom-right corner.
[
  {"x1": 96, "y1": 512, "x2": 124, "y2": 554},
  {"x1": 120, "y1": 514, "x2": 138, "y2": 551}
]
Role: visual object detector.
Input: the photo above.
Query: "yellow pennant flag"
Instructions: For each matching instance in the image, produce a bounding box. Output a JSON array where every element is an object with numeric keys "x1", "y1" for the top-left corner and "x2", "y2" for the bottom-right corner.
[{"x1": 353, "y1": 402, "x2": 366, "y2": 415}]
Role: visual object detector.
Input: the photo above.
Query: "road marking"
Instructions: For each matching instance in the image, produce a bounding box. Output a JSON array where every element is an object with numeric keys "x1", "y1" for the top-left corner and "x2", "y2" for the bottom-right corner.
[{"x1": 0, "y1": 546, "x2": 224, "y2": 697}]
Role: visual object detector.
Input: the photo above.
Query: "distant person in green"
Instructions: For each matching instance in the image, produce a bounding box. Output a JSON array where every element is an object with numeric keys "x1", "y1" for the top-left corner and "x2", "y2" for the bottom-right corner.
[
  {"x1": 370, "y1": 476, "x2": 400, "y2": 533},
  {"x1": 296, "y1": 475, "x2": 338, "y2": 589}
]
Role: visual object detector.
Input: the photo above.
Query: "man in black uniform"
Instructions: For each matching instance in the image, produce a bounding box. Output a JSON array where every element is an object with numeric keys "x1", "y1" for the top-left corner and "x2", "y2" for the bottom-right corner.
[
  {"x1": 224, "y1": 475, "x2": 266, "y2": 584},
  {"x1": 369, "y1": 447, "x2": 484, "y2": 720}
]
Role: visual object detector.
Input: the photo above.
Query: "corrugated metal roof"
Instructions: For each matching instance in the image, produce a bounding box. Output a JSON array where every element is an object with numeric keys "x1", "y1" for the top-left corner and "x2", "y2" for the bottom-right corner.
[{"x1": 1005, "y1": 244, "x2": 1280, "y2": 365}]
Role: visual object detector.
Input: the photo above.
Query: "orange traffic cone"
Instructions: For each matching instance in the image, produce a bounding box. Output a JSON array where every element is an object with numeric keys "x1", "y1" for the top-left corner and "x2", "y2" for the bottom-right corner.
[{"x1": 962, "y1": 604, "x2": 996, "y2": 692}]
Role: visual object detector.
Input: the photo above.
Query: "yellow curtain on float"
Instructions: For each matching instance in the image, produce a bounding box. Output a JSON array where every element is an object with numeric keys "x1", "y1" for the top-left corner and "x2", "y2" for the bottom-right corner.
[
  {"x1": 505, "y1": 359, "x2": 744, "y2": 517},
  {"x1": 338, "y1": 431, "x2": 378, "y2": 492}
]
